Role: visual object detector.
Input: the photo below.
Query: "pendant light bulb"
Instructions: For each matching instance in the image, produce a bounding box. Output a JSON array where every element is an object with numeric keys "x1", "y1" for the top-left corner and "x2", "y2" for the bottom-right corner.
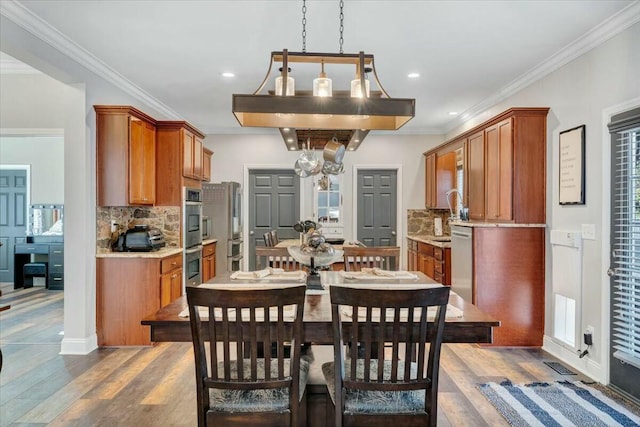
[
  {"x1": 350, "y1": 67, "x2": 371, "y2": 98},
  {"x1": 275, "y1": 67, "x2": 295, "y2": 96},
  {"x1": 313, "y1": 61, "x2": 332, "y2": 97}
]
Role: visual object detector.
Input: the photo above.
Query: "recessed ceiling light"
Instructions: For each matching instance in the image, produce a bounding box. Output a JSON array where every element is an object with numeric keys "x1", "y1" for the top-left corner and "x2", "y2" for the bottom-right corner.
[
  {"x1": 221, "y1": 72, "x2": 235, "y2": 78},
  {"x1": 448, "y1": 111, "x2": 458, "y2": 116},
  {"x1": 407, "y1": 72, "x2": 420, "y2": 79}
]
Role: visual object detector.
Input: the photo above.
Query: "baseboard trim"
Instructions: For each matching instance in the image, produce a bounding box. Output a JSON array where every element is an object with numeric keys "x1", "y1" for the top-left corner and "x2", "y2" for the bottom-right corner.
[
  {"x1": 60, "y1": 334, "x2": 98, "y2": 355},
  {"x1": 542, "y1": 335, "x2": 604, "y2": 382}
]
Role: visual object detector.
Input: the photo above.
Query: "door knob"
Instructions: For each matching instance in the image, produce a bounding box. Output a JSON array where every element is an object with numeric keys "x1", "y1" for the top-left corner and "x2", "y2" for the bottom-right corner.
[
  {"x1": 249, "y1": 231, "x2": 254, "y2": 235},
  {"x1": 607, "y1": 268, "x2": 616, "y2": 277},
  {"x1": 391, "y1": 231, "x2": 396, "y2": 236}
]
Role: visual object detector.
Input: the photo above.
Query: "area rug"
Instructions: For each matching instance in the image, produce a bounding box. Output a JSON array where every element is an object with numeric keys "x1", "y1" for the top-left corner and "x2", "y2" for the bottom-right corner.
[{"x1": 478, "y1": 380, "x2": 640, "y2": 427}]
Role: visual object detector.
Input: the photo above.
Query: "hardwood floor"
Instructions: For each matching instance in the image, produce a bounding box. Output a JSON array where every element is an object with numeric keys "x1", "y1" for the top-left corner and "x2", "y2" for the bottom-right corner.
[{"x1": 0, "y1": 282, "x2": 599, "y2": 426}]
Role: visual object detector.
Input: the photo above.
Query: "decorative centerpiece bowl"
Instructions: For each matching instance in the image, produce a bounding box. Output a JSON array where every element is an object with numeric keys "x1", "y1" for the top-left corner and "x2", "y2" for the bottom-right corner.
[{"x1": 287, "y1": 230, "x2": 343, "y2": 290}]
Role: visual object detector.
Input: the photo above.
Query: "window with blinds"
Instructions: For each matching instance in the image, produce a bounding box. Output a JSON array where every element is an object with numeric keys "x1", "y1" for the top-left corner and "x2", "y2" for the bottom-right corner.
[{"x1": 611, "y1": 111, "x2": 640, "y2": 369}]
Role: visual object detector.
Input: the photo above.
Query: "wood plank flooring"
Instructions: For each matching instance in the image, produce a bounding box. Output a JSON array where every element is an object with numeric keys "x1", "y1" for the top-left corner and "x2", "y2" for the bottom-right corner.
[{"x1": 0, "y1": 282, "x2": 605, "y2": 426}]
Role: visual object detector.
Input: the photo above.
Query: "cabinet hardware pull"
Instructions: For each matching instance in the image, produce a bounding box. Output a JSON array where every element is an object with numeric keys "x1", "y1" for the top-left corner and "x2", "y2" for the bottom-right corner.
[
  {"x1": 52, "y1": 250, "x2": 62, "y2": 254},
  {"x1": 53, "y1": 278, "x2": 62, "y2": 281},
  {"x1": 171, "y1": 274, "x2": 177, "y2": 279},
  {"x1": 54, "y1": 264, "x2": 62, "y2": 267}
]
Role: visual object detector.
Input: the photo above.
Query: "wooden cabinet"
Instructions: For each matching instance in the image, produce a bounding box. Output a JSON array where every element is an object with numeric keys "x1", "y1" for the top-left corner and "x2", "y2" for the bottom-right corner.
[
  {"x1": 424, "y1": 151, "x2": 456, "y2": 209},
  {"x1": 156, "y1": 122, "x2": 206, "y2": 206},
  {"x1": 202, "y1": 241, "x2": 217, "y2": 282},
  {"x1": 472, "y1": 227, "x2": 545, "y2": 346},
  {"x1": 202, "y1": 148, "x2": 213, "y2": 182},
  {"x1": 181, "y1": 129, "x2": 204, "y2": 180},
  {"x1": 425, "y1": 153, "x2": 436, "y2": 208},
  {"x1": 160, "y1": 253, "x2": 183, "y2": 308},
  {"x1": 428, "y1": 108, "x2": 548, "y2": 224},
  {"x1": 95, "y1": 106, "x2": 157, "y2": 206},
  {"x1": 97, "y1": 252, "x2": 183, "y2": 346},
  {"x1": 485, "y1": 118, "x2": 513, "y2": 221},
  {"x1": 466, "y1": 130, "x2": 485, "y2": 221},
  {"x1": 407, "y1": 239, "x2": 418, "y2": 271},
  {"x1": 410, "y1": 239, "x2": 451, "y2": 285}
]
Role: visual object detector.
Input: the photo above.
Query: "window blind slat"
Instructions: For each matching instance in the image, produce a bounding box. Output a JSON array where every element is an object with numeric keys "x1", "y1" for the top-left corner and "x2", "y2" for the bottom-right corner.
[{"x1": 612, "y1": 126, "x2": 640, "y2": 364}]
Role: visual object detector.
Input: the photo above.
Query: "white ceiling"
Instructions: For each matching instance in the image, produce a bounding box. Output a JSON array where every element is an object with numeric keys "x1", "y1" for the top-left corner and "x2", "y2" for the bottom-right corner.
[{"x1": 2, "y1": 0, "x2": 638, "y2": 134}]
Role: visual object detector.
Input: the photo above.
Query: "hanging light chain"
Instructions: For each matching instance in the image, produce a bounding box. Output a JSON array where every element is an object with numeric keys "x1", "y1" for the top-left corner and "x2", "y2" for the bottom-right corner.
[
  {"x1": 302, "y1": 0, "x2": 307, "y2": 53},
  {"x1": 339, "y1": 0, "x2": 344, "y2": 54}
]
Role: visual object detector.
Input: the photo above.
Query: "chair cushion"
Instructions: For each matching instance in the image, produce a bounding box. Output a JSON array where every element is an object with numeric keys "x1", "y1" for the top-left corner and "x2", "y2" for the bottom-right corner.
[
  {"x1": 322, "y1": 360, "x2": 426, "y2": 414},
  {"x1": 209, "y1": 358, "x2": 309, "y2": 413}
]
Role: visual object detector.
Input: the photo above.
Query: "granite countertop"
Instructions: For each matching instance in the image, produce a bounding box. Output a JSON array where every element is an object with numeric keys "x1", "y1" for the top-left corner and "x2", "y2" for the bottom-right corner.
[
  {"x1": 449, "y1": 221, "x2": 546, "y2": 228},
  {"x1": 407, "y1": 235, "x2": 452, "y2": 248},
  {"x1": 202, "y1": 238, "x2": 218, "y2": 245},
  {"x1": 96, "y1": 247, "x2": 184, "y2": 258}
]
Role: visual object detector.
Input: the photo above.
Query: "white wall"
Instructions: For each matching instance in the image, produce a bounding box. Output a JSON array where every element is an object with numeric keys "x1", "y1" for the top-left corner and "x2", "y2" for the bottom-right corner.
[
  {"x1": 207, "y1": 132, "x2": 443, "y2": 240},
  {"x1": 0, "y1": 136, "x2": 64, "y2": 203},
  {"x1": 446, "y1": 22, "x2": 640, "y2": 381}
]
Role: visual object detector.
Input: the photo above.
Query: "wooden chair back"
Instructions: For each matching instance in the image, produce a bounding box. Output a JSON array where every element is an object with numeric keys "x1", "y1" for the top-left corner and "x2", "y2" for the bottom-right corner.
[
  {"x1": 328, "y1": 285, "x2": 450, "y2": 427},
  {"x1": 255, "y1": 246, "x2": 302, "y2": 271},
  {"x1": 263, "y1": 232, "x2": 275, "y2": 247},
  {"x1": 343, "y1": 246, "x2": 401, "y2": 271},
  {"x1": 187, "y1": 285, "x2": 307, "y2": 427},
  {"x1": 270, "y1": 230, "x2": 280, "y2": 245}
]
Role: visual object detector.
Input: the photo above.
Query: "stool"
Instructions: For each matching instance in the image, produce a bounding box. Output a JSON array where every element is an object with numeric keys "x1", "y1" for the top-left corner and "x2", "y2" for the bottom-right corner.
[{"x1": 23, "y1": 263, "x2": 47, "y2": 288}]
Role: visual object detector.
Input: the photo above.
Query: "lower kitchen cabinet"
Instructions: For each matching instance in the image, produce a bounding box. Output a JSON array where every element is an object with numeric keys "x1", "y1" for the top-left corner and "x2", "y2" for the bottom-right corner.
[
  {"x1": 96, "y1": 251, "x2": 183, "y2": 346},
  {"x1": 409, "y1": 238, "x2": 451, "y2": 286},
  {"x1": 472, "y1": 227, "x2": 545, "y2": 346},
  {"x1": 202, "y1": 241, "x2": 216, "y2": 282}
]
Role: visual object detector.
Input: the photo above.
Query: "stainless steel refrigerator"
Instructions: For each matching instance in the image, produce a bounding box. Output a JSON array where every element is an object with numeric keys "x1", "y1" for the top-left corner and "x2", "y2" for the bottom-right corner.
[{"x1": 202, "y1": 182, "x2": 243, "y2": 274}]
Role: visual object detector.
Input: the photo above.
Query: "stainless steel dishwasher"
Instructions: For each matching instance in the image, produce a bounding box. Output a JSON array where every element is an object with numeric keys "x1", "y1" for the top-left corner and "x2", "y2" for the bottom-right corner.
[{"x1": 450, "y1": 225, "x2": 473, "y2": 302}]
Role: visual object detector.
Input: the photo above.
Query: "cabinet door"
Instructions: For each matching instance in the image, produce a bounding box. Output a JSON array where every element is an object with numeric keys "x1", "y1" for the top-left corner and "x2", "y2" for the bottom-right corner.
[
  {"x1": 467, "y1": 131, "x2": 485, "y2": 220},
  {"x1": 436, "y1": 152, "x2": 456, "y2": 210},
  {"x1": 203, "y1": 255, "x2": 216, "y2": 282},
  {"x1": 425, "y1": 153, "x2": 436, "y2": 208},
  {"x1": 129, "y1": 118, "x2": 156, "y2": 205},
  {"x1": 193, "y1": 137, "x2": 204, "y2": 180},
  {"x1": 485, "y1": 118, "x2": 513, "y2": 221},
  {"x1": 202, "y1": 148, "x2": 212, "y2": 182},
  {"x1": 161, "y1": 268, "x2": 182, "y2": 308},
  {"x1": 182, "y1": 128, "x2": 195, "y2": 179}
]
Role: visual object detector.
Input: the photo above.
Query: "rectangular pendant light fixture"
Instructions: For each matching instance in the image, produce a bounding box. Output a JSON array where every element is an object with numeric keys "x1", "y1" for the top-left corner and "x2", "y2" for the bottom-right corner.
[{"x1": 232, "y1": 50, "x2": 415, "y2": 150}]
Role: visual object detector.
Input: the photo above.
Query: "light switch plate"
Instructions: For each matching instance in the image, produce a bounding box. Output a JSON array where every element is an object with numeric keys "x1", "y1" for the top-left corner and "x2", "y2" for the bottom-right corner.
[{"x1": 581, "y1": 224, "x2": 596, "y2": 240}]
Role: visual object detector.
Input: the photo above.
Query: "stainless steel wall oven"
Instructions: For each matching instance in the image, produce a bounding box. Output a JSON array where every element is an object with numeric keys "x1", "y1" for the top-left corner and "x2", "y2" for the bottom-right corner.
[
  {"x1": 184, "y1": 245, "x2": 202, "y2": 287},
  {"x1": 183, "y1": 187, "x2": 202, "y2": 249}
]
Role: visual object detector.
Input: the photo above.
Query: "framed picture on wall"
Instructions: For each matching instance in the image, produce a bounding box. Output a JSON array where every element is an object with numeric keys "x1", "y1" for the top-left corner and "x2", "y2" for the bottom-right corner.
[{"x1": 559, "y1": 125, "x2": 586, "y2": 205}]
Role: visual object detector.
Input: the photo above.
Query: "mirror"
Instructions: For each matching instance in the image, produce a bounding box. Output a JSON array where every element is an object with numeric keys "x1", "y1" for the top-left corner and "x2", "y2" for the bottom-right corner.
[{"x1": 30, "y1": 204, "x2": 64, "y2": 236}]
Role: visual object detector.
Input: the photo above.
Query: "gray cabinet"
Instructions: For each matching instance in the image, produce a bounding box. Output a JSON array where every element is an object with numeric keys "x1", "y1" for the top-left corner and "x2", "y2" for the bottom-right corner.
[
  {"x1": 48, "y1": 244, "x2": 64, "y2": 290},
  {"x1": 13, "y1": 241, "x2": 64, "y2": 290}
]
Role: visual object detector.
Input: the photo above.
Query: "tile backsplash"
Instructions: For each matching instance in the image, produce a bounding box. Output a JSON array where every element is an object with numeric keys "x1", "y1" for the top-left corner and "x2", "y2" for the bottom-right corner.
[
  {"x1": 407, "y1": 209, "x2": 451, "y2": 236},
  {"x1": 96, "y1": 206, "x2": 180, "y2": 249}
]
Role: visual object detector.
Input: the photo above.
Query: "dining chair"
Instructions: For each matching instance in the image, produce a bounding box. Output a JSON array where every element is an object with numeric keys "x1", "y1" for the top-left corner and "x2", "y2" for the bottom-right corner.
[
  {"x1": 270, "y1": 229, "x2": 280, "y2": 245},
  {"x1": 343, "y1": 246, "x2": 401, "y2": 271},
  {"x1": 263, "y1": 231, "x2": 275, "y2": 247},
  {"x1": 322, "y1": 285, "x2": 451, "y2": 427},
  {"x1": 186, "y1": 284, "x2": 309, "y2": 427},
  {"x1": 256, "y1": 246, "x2": 302, "y2": 271}
]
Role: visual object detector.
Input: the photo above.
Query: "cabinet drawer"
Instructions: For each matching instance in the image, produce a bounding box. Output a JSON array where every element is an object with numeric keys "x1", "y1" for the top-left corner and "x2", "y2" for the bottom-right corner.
[
  {"x1": 434, "y1": 247, "x2": 443, "y2": 261},
  {"x1": 203, "y1": 243, "x2": 216, "y2": 257},
  {"x1": 161, "y1": 253, "x2": 183, "y2": 274},
  {"x1": 15, "y1": 244, "x2": 49, "y2": 254},
  {"x1": 418, "y1": 242, "x2": 434, "y2": 256},
  {"x1": 48, "y1": 273, "x2": 64, "y2": 289}
]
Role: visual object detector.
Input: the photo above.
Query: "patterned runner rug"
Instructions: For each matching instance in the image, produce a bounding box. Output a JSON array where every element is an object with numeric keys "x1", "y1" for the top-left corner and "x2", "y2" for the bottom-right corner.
[{"x1": 478, "y1": 380, "x2": 640, "y2": 427}]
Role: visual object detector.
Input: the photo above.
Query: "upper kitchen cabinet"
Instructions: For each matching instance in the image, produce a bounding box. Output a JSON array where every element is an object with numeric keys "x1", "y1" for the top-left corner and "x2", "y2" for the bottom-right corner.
[
  {"x1": 95, "y1": 106, "x2": 157, "y2": 206},
  {"x1": 439, "y1": 108, "x2": 549, "y2": 224},
  {"x1": 155, "y1": 122, "x2": 206, "y2": 205},
  {"x1": 202, "y1": 148, "x2": 213, "y2": 182},
  {"x1": 424, "y1": 151, "x2": 456, "y2": 210}
]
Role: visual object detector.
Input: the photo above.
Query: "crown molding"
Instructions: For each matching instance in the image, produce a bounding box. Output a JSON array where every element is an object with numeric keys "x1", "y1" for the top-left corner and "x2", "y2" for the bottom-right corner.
[
  {"x1": 0, "y1": 1, "x2": 182, "y2": 121},
  {"x1": 0, "y1": 128, "x2": 64, "y2": 137},
  {"x1": 444, "y1": 1, "x2": 640, "y2": 134}
]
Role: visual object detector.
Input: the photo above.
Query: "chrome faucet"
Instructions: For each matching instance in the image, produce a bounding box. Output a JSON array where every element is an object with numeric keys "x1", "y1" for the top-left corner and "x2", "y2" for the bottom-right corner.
[{"x1": 445, "y1": 188, "x2": 463, "y2": 221}]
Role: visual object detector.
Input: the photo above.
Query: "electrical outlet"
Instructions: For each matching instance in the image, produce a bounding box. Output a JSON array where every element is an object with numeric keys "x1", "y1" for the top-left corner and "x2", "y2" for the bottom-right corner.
[{"x1": 110, "y1": 220, "x2": 118, "y2": 233}]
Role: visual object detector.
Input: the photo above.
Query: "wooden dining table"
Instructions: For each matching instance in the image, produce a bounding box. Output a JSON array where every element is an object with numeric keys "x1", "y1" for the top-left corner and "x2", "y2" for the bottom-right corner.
[{"x1": 141, "y1": 271, "x2": 500, "y2": 344}]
